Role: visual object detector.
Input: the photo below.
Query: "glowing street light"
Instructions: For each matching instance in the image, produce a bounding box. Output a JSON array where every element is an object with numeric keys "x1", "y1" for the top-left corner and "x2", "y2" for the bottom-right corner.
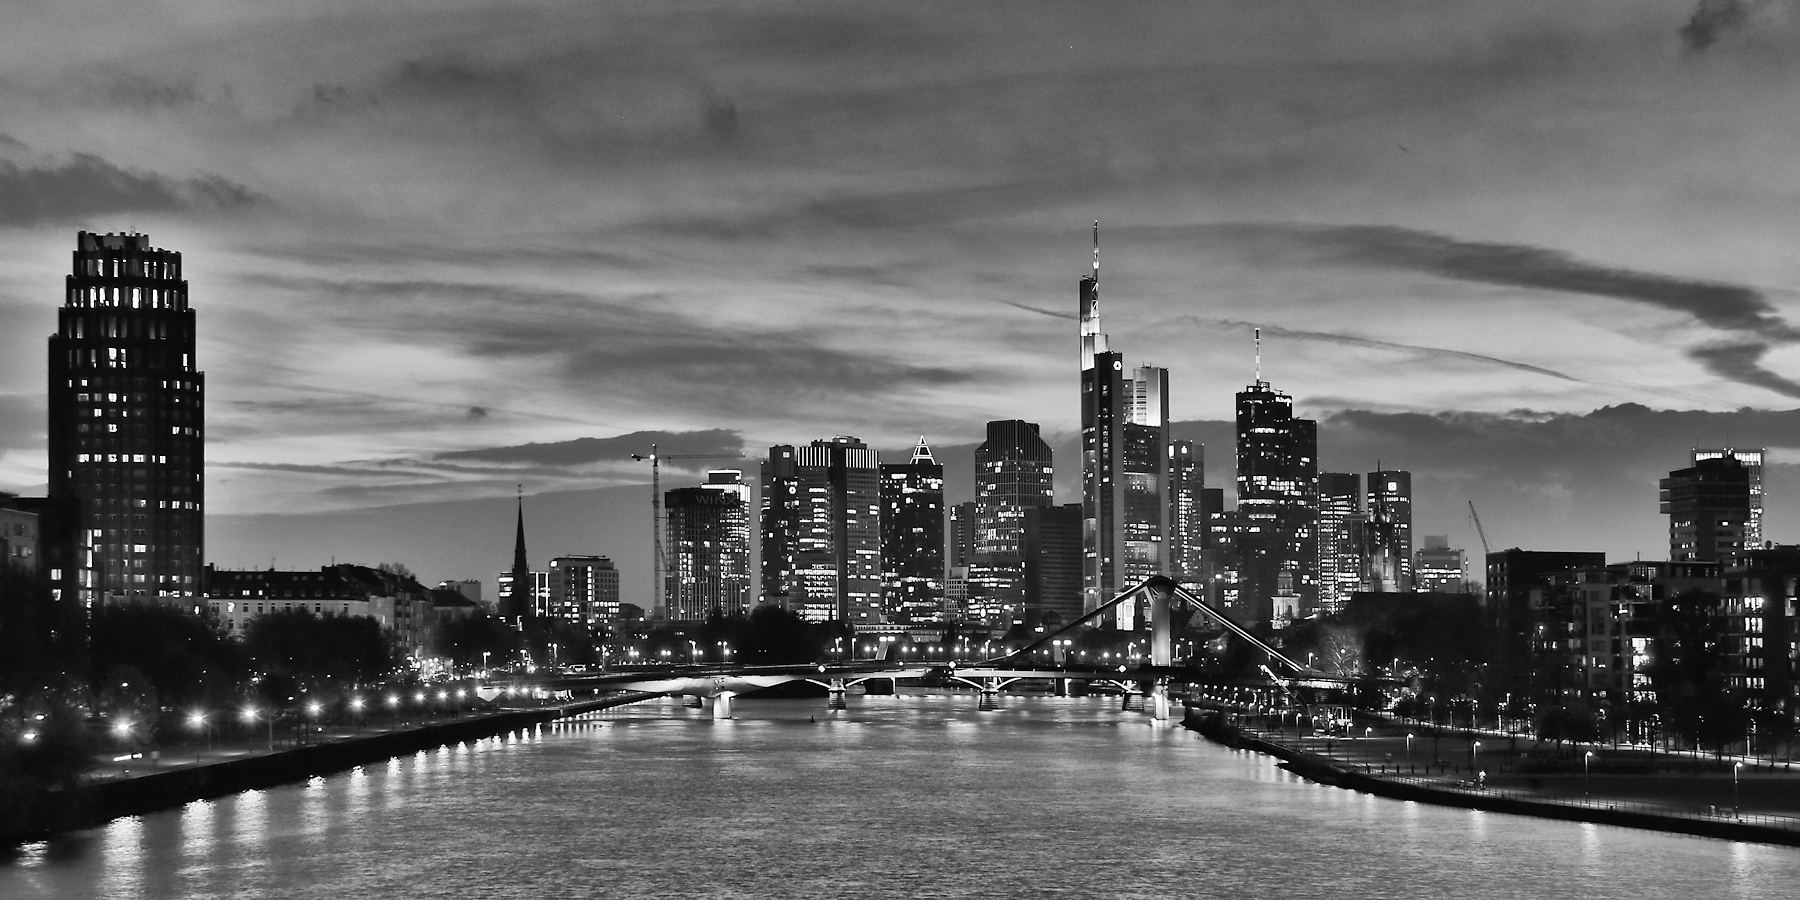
[
  {"x1": 1584, "y1": 749, "x2": 1594, "y2": 798},
  {"x1": 1734, "y1": 761, "x2": 1744, "y2": 817},
  {"x1": 1407, "y1": 733, "x2": 1415, "y2": 759}
]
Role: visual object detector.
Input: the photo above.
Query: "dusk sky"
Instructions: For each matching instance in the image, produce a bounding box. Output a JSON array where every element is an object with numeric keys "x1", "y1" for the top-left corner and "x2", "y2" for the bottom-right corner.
[{"x1": 6, "y1": 1, "x2": 1800, "y2": 603}]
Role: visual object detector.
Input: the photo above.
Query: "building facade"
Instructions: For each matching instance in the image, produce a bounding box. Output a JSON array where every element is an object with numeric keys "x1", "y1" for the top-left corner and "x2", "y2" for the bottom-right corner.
[
  {"x1": 1317, "y1": 472, "x2": 1362, "y2": 614},
  {"x1": 1695, "y1": 448, "x2": 1764, "y2": 548},
  {"x1": 1413, "y1": 535, "x2": 1467, "y2": 593},
  {"x1": 880, "y1": 437, "x2": 945, "y2": 624},
  {"x1": 547, "y1": 555, "x2": 621, "y2": 626},
  {"x1": 784, "y1": 436, "x2": 883, "y2": 627},
  {"x1": 48, "y1": 232, "x2": 205, "y2": 607},
  {"x1": 666, "y1": 475, "x2": 750, "y2": 620},
  {"x1": 1231, "y1": 378, "x2": 1317, "y2": 625},
  {"x1": 1661, "y1": 455, "x2": 1751, "y2": 563},
  {"x1": 1365, "y1": 469, "x2": 1413, "y2": 591},
  {"x1": 1168, "y1": 440, "x2": 1204, "y2": 588}
]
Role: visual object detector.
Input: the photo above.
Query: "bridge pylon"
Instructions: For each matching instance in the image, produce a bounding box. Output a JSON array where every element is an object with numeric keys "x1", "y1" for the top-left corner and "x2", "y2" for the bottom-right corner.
[
  {"x1": 978, "y1": 677, "x2": 1002, "y2": 711},
  {"x1": 827, "y1": 678, "x2": 847, "y2": 710},
  {"x1": 712, "y1": 690, "x2": 736, "y2": 720}
]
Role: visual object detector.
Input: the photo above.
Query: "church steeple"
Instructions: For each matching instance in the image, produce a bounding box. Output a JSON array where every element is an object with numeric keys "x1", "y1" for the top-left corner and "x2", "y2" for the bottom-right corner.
[
  {"x1": 511, "y1": 492, "x2": 529, "y2": 575},
  {"x1": 500, "y1": 488, "x2": 533, "y2": 620}
]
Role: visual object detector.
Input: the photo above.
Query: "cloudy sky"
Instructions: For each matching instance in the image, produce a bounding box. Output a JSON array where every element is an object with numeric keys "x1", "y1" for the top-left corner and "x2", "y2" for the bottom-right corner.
[{"x1": 5, "y1": 1, "x2": 1800, "y2": 601}]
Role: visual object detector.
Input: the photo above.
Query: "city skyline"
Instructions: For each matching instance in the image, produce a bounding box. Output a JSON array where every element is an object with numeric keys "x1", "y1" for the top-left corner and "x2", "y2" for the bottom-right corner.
[{"x1": 6, "y1": 3, "x2": 1800, "y2": 599}]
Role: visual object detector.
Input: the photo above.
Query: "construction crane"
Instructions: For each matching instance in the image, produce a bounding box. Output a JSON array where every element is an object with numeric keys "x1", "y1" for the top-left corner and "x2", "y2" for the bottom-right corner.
[
  {"x1": 630, "y1": 444, "x2": 745, "y2": 618},
  {"x1": 1467, "y1": 500, "x2": 1493, "y2": 557}
]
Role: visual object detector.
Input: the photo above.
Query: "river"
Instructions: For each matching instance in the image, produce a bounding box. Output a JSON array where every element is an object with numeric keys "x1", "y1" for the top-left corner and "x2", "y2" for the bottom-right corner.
[{"x1": 4, "y1": 692, "x2": 1798, "y2": 899}]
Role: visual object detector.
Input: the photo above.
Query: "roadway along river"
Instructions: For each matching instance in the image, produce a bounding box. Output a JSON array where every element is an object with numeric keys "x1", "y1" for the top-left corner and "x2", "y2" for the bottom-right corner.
[{"x1": 5, "y1": 692, "x2": 1799, "y2": 899}]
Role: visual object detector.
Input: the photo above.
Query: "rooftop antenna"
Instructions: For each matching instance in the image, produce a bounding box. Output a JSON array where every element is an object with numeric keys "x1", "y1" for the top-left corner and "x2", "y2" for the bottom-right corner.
[
  {"x1": 1092, "y1": 220, "x2": 1100, "y2": 286},
  {"x1": 1254, "y1": 327, "x2": 1262, "y2": 382}
]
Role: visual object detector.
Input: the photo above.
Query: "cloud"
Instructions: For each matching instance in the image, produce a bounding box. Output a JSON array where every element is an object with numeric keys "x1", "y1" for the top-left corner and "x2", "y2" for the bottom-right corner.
[
  {"x1": 212, "y1": 460, "x2": 439, "y2": 479},
  {"x1": 1680, "y1": 0, "x2": 1771, "y2": 52},
  {"x1": 436, "y1": 429, "x2": 744, "y2": 467},
  {"x1": 1687, "y1": 341, "x2": 1800, "y2": 399},
  {"x1": 0, "y1": 152, "x2": 263, "y2": 226},
  {"x1": 1182, "y1": 318, "x2": 1583, "y2": 383},
  {"x1": 0, "y1": 393, "x2": 44, "y2": 452}
]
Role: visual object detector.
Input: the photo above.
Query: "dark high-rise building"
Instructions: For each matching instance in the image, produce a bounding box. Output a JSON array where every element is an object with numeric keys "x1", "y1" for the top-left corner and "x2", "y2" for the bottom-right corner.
[
  {"x1": 947, "y1": 500, "x2": 978, "y2": 569},
  {"x1": 666, "y1": 476, "x2": 750, "y2": 621},
  {"x1": 881, "y1": 437, "x2": 945, "y2": 624},
  {"x1": 1317, "y1": 472, "x2": 1362, "y2": 614},
  {"x1": 1079, "y1": 225, "x2": 1170, "y2": 626},
  {"x1": 1168, "y1": 440, "x2": 1204, "y2": 587},
  {"x1": 972, "y1": 419, "x2": 1054, "y2": 618},
  {"x1": 48, "y1": 232, "x2": 204, "y2": 607},
  {"x1": 1485, "y1": 548, "x2": 1608, "y2": 665},
  {"x1": 1232, "y1": 376, "x2": 1317, "y2": 625},
  {"x1": 790, "y1": 436, "x2": 882, "y2": 628},
  {"x1": 1661, "y1": 456, "x2": 1751, "y2": 562},
  {"x1": 975, "y1": 420, "x2": 1054, "y2": 558},
  {"x1": 1695, "y1": 448, "x2": 1764, "y2": 547},
  {"x1": 1024, "y1": 503, "x2": 1084, "y2": 626},
  {"x1": 760, "y1": 445, "x2": 800, "y2": 605},
  {"x1": 1366, "y1": 469, "x2": 1413, "y2": 591}
]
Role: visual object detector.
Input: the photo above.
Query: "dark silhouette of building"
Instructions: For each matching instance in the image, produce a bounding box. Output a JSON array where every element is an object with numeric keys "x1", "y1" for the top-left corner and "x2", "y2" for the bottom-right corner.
[
  {"x1": 947, "y1": 500, "x2": 977, "y2": 569},
  {"x1": 760, "y1": 444, "x2": 800, "y2": 606},
  {"x1": 1695, "y1": 447, "x2": 1764, "y2": 546},
  {"x1": 880, "y1": 436, "x2": 945, "y2": 624},
  {"x1": 972, "y1": 419, "x2": 1054, "y2": 620},
  {"x1": 1660, "y1": 456, "x2": 1751, "y2": 562},
  {"x1": 48, "y1": 232, "x2": 204, "y2": 607},
  {"x1": 496, "y1": 495, "x2": 535, "y2": 620},
  {"x1": 1230, "y1": 376, "x2": 1317, "y2": 626},
  {"x1": 1024, "y1": 503, "x2": 1084, "y2": 626}
]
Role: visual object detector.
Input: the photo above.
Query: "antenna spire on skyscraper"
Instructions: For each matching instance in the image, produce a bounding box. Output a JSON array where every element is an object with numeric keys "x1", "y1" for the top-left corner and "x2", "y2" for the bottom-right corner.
[
  {"x1": 1254, "y1": 327, "x2": 1262, "y2": 382},
  {"x1": 1092, "y1": 220, "x2": 1100, "y2": 286}
]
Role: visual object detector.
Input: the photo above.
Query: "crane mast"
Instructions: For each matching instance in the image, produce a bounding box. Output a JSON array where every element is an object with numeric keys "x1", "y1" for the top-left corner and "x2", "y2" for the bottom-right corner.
[{"x1": 1467, "y1": 500, "x2": 1493, "y2": 557}]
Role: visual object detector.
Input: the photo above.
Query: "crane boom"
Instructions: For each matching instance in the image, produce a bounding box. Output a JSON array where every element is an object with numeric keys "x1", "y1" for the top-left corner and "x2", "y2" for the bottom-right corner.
[{"x1": 1467, "y1": 500, "x2": 1493, "y2": 557}]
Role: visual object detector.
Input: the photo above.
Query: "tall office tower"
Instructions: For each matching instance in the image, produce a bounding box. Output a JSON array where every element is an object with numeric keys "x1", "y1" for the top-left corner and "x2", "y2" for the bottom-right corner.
[
  {"x1": 546, "y1": 555, "x2": 620, "y2": 626},
  {"x1": 759, "y1": 445, "x2": 799, "y2": 606},
  {"x1": 1168, "y1": 441, "x2": 1204, "y2": 587},
  {"x1": 1233, "y1": 373, "x2": 1318, "y2": 626},
  {"x1": 975, "y1": 420, "x2": 1054, "y2": 557},
  {"x1": 881, "y1": 437, "x2": 946, "y2": 624},
  {"x1": 47, "y1": 232, "x2": 204, "y2": 607},
  {"x1": 1078, "y1": 225, "x2": 1171, "y2": 627},
  {"x1": 1023, "y1": 503, "x2": 1084, "y2": 626},
  {"x1": 1660, "y1": 455, "x2": 1750, "y2": 562},
  {"x1": 792, "y1": 436, "x2": 883, "y2": 628},
  {"x1": 1694, "y1": 448, "x2": 1765, "y2": 547},
  {"x1": 1317, "y1": 472, "x2": 1362, "y2": 615},
  {"x1": 666, "y1": 480, "x2": 751, "y2": 621},
  {"x1": 1366, "y1": 469, "x2": 1413, "y2": 590},
  {"x1": 947, "y1": 500, "x2": 978, "y2": 568},
  {"x1": 1413, "y1": 535, "x2": 1466, "y2": 593},
  {"x1": 972, "y1": 419, "x2": 1054, "y2": 618},
  {"x1": 496, "y1": 496, "x2": 536, "y2": 620}
]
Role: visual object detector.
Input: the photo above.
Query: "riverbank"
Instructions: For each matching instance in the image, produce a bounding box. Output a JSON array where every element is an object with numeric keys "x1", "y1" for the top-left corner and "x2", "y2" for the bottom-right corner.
[
  {"x1": 1184, "y1": 705, "x2": 1800, "y2": 847},
  {"x1": 2, "y1": 692, "x2": 655, "y2": 844}
]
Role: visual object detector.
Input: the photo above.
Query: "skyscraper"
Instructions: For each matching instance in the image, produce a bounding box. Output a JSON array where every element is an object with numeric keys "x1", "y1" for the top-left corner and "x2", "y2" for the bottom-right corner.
[
  {"x1": 666, "y1": 474, "x2": 750, "y2": 620},
  {"x1": 1168, "y1": 440, "x2": 1204, "y2": 587},
  {"x1": 759, "y1": 445, "x2": 800, "y2": 606},
  {"x1": 1366, "y1": 468, "x2": 1413, "y2": 591},
  {"x1": 1079, "y1": 225, "x2": 1170, "y2": 626},
  {"x1": 48, "y1": 231, "x2": 204, "y2": 607},
  {"x1": 972, "y1": 419, "x2": 1054, "y2": 619},
  {"x1": 1232, "y1": 372, "x2": 1317, "y2": 625},
  {"x1": 1694, "y1": 447, "x2": 1764, "y2": 548},
  {"x1": 1660, "y1": 455, "x2": 1750, "y2": 562},
  {"x1": 1317, "y1": 472, "x2": 1362, "y2": 614},
  {"x1": 880, "y1": 437, "x2": 945, "y2": 624},
  {"x1": 1413, "y1": 535, "x2": 1467, "y2": 593},
  {"x1": 784, "y1": 436, "x2": 883, "y2": 627},
  {"x1": 1023, "y1": 503, "x2": 1084, "y2": 626}
]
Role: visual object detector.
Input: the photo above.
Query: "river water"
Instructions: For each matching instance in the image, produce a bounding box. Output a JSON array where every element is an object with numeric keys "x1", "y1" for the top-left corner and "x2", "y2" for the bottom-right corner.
[{"x1": 4, "y1": 693, "x2": 1799, "y2": 899}]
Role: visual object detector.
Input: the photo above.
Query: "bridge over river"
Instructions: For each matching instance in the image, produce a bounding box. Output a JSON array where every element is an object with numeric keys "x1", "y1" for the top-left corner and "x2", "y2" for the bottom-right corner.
[{"x1": 500, "y1": 576, "x2": 1371, "y2": 721}]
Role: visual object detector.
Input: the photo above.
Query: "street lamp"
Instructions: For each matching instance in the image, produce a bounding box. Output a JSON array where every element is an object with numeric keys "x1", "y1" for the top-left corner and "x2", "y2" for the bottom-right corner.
[
  {"x1": 1734, "y1": 761, "x2": 1743, "y2": 817},
  {"x1": 1406, "y1": 733, "x2": 1414, "y2": 759},
  {"x1": 1471, "y1": 740, "x2": 1481, "y2": 771},
  {"x1": 189, "y1": 711, "x2": 211, "y2": 750},
  {"x1": 481, "y1": 650, "x2": 491, "y2": 676},
  {"x1": 1584, "y1": 749, "x2": 1594, "y2": 798}
]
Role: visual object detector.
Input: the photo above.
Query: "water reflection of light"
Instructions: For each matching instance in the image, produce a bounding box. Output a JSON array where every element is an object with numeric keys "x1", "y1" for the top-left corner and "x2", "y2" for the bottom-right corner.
[
  {"x1": 236, "y1": 789, "x2": 270, "y2": 856},
  {"x1": 92, "y1": 810, "x2": 144, "y2": 898},
  {"x1": 180, "y1": 799, "x2": 216, "y2": 873}
]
